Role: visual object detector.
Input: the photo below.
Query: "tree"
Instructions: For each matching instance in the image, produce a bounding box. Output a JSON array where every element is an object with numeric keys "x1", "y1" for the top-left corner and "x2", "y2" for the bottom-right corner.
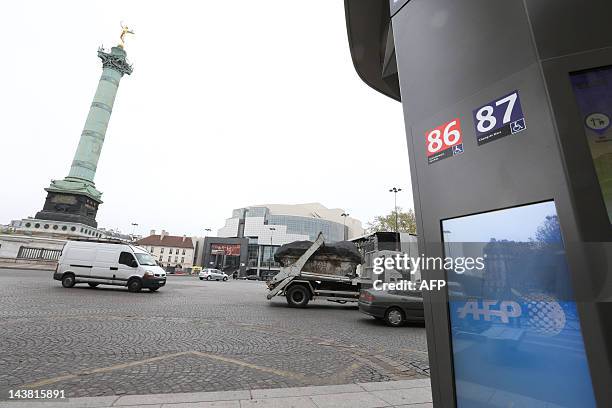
[
  {"x1": 366, "y1": 207, "x2": 417, "y2": 234},
  {"x1": 534, "y1": 215, "x2": 562, "y2": 244}
]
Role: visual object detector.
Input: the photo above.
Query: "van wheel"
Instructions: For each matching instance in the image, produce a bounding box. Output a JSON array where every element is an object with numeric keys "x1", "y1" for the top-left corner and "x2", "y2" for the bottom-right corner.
[
  {"x1": 61, "y1": 273, "x2": 76, "y2": 288},
  {"x1": 385, "y1": 307, "x2": 405, "y2": 327},
  {"x1": 88, "y1": 283, "x2": 99, "y2": 288},
  {"x1": 206, "y1": 276, "x2": 211, "y2": 281},
  {"x1": 286, "y1": 285, "x2": 310, "y2": 308},
  {"x1": 223, "y1": 277, "x2": 228, "y2": 281},
  {"x1": 127, "y1": 278, "x2": 142, "y2": 293},
  {"x1": 199, "y1": 277, "x2": 204, "y2": 280}
]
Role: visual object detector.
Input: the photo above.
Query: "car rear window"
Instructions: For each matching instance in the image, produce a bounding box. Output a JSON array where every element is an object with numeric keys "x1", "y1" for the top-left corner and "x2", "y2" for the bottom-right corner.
[{"x1": 393, "y1": 290, "x2": 423, "y2": 298}]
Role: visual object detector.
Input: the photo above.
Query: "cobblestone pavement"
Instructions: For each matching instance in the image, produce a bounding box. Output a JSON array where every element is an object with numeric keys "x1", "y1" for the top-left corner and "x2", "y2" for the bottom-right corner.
[{"x1": 0, "y1": 269, "x2": 428, "y2": 400}]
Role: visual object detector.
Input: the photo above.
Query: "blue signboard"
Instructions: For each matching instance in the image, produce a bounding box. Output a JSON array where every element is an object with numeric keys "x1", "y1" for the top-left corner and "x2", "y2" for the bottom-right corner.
[
  {"x1": 442, "y1": 202, "x2": 595, "y2": 408},
  {"x1": 473, "y1": 90, "x2": 527, "y2": 145}
]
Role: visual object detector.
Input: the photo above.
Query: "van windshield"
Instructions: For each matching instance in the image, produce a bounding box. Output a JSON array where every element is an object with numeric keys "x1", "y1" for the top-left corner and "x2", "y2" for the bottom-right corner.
[{"x1": 134, "y1": 253, "x2": 157, "y2": 266}]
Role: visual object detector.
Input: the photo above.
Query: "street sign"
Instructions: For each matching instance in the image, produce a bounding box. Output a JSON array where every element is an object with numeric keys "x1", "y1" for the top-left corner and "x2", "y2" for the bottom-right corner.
[
  {"x1": 473, "y1": 91, "x2": 526, "y2": 146},
  {"x1": 425, "y1": 118, "x2": 464, "y2": 164}
]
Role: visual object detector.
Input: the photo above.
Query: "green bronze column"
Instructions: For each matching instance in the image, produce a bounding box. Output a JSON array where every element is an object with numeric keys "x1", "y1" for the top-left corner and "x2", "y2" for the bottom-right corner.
[
  {"x1": 66, "y1": 46, "x2": 132, "y2": 185},
  {"x1": 35, "y1": 44, "x2": 133, "y2": 228}
]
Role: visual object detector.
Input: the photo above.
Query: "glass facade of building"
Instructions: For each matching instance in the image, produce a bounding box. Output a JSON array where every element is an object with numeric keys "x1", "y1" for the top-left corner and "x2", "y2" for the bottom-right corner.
[
  {"x1": 220, "y1": 205, "x2": 352, "y2": 279},
  {"x1": 267, "y1": 215, "x2": 345, "y2": 242}
]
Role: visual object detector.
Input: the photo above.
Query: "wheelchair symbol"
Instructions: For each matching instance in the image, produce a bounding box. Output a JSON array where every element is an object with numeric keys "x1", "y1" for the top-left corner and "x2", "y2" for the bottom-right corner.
[
  {"x1": 511, "y1": 118, "x2": 526, "y2": 134},
  {"x1": 453, "y1": 144, "x2": 464, "y2": 155}
]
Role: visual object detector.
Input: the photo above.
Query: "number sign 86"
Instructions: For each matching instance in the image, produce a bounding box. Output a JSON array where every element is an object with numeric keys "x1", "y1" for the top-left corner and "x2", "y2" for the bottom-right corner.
[{"x1": 426, "y1": 118, "x2": 462, "y2": 156}]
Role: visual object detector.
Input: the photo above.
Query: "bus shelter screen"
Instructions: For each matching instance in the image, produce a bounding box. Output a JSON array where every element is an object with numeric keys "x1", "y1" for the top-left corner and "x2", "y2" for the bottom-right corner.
[
  {"x1": 442, "y1": 202, "x2": 595, "y2": 407},
  {"x1": 570, "y1": 65, "x2": 612, "y2": 224}
]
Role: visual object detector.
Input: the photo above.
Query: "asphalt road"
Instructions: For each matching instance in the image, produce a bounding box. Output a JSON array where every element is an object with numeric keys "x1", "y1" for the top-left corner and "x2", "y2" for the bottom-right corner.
[{"x1": 0, "y1": 268, "x2": 428, "y2": 400}]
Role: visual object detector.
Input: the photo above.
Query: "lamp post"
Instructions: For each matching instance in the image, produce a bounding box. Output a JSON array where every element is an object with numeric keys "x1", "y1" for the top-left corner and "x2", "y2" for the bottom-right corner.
[
  {"x1": 268, "y1": 227, "x2": 276, "y2": 279},
  {"x1": 202, "y1": 228, "x2": 212, "y2": 271},
  {"x1": 389, "y1": 187, "x2": 402, "y2": 232},
  {"x1": 341, "y1": 212, "x2": 349, "y2": 240},
  {"x1": 130, "y1": 222, "x2": 138, "y2": 237}
]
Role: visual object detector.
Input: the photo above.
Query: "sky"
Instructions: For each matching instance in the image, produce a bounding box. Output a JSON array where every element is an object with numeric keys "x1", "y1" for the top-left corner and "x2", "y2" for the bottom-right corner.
[
  {"x1": 0, "y1": 0, "x2": 413, "y2": 237},
  {"x1": 442, "y1": 201, "x2": 557, "y2": 242}
]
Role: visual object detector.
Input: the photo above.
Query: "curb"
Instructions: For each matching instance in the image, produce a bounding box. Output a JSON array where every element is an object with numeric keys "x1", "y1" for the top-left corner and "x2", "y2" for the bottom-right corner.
[{"x1": 0, "y1": 379, "x2": 432, "y2": 408}]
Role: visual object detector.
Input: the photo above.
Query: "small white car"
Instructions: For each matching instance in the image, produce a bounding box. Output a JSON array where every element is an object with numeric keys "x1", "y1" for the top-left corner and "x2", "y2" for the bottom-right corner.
[{"x1": 199, "y1": 268, "x2": 229, "y2": 281}]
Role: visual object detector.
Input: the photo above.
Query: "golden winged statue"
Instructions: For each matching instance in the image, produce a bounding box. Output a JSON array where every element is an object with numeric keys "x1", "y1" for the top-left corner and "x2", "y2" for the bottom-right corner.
[{"x1": 119, "y1": 22, "x2": 135, "y2": 48}]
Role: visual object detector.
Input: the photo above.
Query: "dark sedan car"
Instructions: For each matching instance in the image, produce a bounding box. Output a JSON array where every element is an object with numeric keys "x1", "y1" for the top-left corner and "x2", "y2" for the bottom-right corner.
[{"x1": 359, "y1": 288, "x2": 424, "y2": 327}]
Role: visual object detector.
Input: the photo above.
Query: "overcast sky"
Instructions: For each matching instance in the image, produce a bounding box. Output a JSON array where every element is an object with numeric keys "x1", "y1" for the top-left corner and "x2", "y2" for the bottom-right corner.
[{"x1": 0, "y1": 0, "x2": 413, "y2": 237}]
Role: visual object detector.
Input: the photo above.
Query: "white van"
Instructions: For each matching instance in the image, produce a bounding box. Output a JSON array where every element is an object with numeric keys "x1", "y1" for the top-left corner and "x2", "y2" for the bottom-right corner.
[{"x1": 53, "y1": 240, "x2": 166, "y2": 292}]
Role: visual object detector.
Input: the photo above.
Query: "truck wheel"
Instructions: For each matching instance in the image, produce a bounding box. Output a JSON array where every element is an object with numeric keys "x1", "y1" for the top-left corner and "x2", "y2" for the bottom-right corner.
[
  {"x1": 385, "y1": 307, "x2": 405, "y2": 327},
  {"x1": 88, "y1": 283, "x2": 99, "y2": 288},
  {"x1": 286, "y1": 285, "x2": 310, "y2": 308},
  {"x1": 127, "y1": 278, "x2": 142, "y2": 293},
  {"x1": 61, "y1": 273, "x2": 76, "y2": 288}
]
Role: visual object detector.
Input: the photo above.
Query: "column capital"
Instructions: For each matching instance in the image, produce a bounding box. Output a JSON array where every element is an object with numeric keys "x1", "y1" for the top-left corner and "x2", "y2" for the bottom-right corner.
[{"x1": 97, "y1": 47, "x2": 133, "y2": 76}]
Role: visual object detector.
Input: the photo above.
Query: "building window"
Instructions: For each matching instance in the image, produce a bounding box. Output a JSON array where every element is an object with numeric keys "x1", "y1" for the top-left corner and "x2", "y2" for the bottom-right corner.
[
  {"x1": 261, "y1": 246, "x2": 279, "y2": 268},
  {"x1": 161, "y1": 248, "x2": 164, "y2": 254},
  {"x1": 182, "y1": 249, "x2": 186, "y2": 255},
  {"x1": 62, "y1": 226, "x2": 67, "y2": 231},
  {"x1": 150, "y1": 247, "x2": 154, "y2": 253},
  {"x1": 53, "y1": 225, "x2": 58, "y2": 230},
  {"x1": 247, "y1": 244, "x2": 259, "y2": 267},
  {"x1": 44, "y1": 224, "x2": 49, "y2": 229},
  {"x1": 71, "y1": 226, "x2": 76, "y2": 232},
  {"x1": 35, "y1": 223, "x2": 40, "y2": 228},
  {"x1": 174, "y1": 256, "x2": 178, "y2": 263},
  {"x1": 167, "y1": 256, "x2": 171, "y2": 262},
  {"x1": 169, "y1": 248, "x2": 173, "y2": 255},
  {"x1": 181, "y1": 257, "x2": 185, "y2": 263}
]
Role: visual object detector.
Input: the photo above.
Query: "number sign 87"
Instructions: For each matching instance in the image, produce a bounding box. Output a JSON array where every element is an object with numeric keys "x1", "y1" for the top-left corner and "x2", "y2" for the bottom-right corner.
[
  {"x1": 474, "y1": 91, "x2": 520, "y2": 134},
  {"x1": 426, "y1": 118, "x2": 463, "y2": 157}
]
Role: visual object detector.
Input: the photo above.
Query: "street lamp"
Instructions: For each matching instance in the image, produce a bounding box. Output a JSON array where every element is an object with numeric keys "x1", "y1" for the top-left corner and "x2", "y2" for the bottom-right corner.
[
  {"x1": 389, "y1": 187, "x2": 402, "y2": 232},
  {"x1": 204, "y1": 228, "x2": 211, "y2": 236},
  {"x1": 341, "y1": 213, "x2": 349, "y2": 240},
  {"x1": 268, "y1": 227, "x2": 276, "y2": 279},
  {"x1": 130, "y1": 222, "x2": 138, "y2": 237}
]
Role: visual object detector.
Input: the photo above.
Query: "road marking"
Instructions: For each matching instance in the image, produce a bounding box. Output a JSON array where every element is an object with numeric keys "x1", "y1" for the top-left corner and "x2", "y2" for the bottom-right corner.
[
  {"x1": 22, "y1": 350, "x2": 307, "y2": 389},
  {"x1": 191, "y1": 351, "x2": 307, "y2": 381},
  {"x1": 329, "y1": 362, "x2": 362, "y2": 382},
  {"x1": 23, "y1": 352, "x2": 192, "y2": 388}
]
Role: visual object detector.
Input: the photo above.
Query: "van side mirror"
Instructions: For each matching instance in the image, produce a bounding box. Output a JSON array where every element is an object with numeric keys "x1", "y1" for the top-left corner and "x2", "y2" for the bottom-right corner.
[{"x1": 131, "y1": 260, "x2": 138, "y2": 268}]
